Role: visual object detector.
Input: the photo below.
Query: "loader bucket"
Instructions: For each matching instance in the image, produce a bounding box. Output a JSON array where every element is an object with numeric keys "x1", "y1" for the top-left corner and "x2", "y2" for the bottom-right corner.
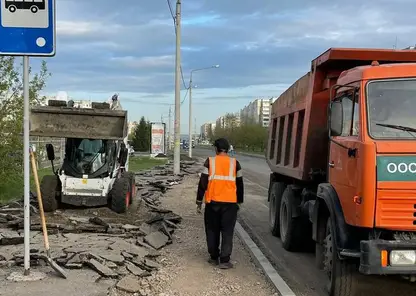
[{"x1": 30, "y1": 106, "x2": 128, "y2": 140}]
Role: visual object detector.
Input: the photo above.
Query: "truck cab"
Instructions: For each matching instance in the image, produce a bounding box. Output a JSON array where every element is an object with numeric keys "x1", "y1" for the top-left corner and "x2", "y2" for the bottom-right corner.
[
  {"x1": 329, "y1": 62, "x2": 416, "y2": 273},
  {"x1": 266, "y1": 48, "x2": 416, "y2": 296}
]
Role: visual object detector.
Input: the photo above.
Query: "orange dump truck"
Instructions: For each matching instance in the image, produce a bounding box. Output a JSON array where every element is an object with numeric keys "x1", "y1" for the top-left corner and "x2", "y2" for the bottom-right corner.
[{"x1": 266, "y1": 48, "x2": 416, "y2": 296}]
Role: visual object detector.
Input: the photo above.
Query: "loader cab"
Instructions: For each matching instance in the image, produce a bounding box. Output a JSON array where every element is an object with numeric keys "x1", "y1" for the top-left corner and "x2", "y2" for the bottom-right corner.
[{"x1": 60, "y1": 138, "x2": 118, "y2": 178}]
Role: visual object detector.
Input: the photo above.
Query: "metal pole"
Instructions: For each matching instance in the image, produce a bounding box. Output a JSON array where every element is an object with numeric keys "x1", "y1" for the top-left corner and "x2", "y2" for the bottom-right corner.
[
  {"x1": 173, "y1": 0, "x2": 181, "y2": 174},
  {"x1": 188, "y1": 74, "x2": 193, "y2": 158},
  {"x1": 23, "y1": 56, "x2": 30, "y2": 275},
  {"x1": 168, "y1": 106, "x2": 172, "y2": 151}
]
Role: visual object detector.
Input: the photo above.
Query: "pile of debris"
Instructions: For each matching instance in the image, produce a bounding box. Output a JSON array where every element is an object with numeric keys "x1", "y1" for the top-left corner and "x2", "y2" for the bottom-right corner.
[
  {"x1": 0, "y1": 160, "x2": 201, "y2": 234},
  {"x1": 0, "y1": 159, "x2": 203, "y2": 294}
]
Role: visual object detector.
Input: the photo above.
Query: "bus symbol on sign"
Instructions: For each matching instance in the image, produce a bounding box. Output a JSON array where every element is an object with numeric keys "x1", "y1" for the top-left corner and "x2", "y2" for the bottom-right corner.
[{"x1": 5, "y1": 0, "x2": 45, "y2": 14}]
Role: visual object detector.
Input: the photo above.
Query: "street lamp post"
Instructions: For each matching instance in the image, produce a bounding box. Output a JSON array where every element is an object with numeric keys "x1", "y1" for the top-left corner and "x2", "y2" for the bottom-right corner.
[{"x1": 188, "y1": 65, "x2": 219, "y2": 158}]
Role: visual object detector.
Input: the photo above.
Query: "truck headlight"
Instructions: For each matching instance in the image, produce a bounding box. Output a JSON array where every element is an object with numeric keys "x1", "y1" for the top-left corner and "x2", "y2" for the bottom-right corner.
[{"x1": 389, "y1": 250, "x2": 416, "y2": 266}]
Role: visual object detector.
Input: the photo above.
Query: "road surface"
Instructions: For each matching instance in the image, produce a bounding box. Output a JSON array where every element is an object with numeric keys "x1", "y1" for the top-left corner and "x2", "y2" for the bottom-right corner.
[{"x1": 192, "y1": 147, "x2": 415, "y2": 296}]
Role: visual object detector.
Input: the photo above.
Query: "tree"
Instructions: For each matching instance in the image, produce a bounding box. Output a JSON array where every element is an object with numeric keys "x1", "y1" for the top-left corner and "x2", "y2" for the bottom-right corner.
[
  {"x1": 0, "y1": 57, "x2": 50, "y2": 201},
  {"x1": 132, "y1": 116, "x2": 150, "y2": 152},
  {"x1": 212, "y1": 116, "x2": 268, "y2": 153}
]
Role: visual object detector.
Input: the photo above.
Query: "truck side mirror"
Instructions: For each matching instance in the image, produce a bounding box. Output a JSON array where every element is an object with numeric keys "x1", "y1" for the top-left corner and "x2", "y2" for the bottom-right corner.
[
  {"x1": 46, "y1": 144, "x2": 55, "y2": 161},
  {"x1": 330, "y1": 101, "x2": 343, "y2": 136}
]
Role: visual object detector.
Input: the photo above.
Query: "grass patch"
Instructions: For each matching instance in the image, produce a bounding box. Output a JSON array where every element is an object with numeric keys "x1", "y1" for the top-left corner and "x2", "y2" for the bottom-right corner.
[
  {"x1": 0, "y1": 166, "x2": 52, "y2": 205},
  {"x1": 128, "y1": 156, "x2": 168, "y2": 173}
]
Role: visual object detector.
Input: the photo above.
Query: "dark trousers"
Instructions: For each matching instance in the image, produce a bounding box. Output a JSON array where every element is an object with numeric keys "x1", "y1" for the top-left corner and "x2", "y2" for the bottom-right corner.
[{"x1": 204, "y1": 203, "x2": 238, "y2": 263}]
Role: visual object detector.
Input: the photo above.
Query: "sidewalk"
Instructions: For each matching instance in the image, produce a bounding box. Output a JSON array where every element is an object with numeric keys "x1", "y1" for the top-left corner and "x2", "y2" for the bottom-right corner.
[{"x1": 130, "y1": 175, "x2": 277, "y2": 296}]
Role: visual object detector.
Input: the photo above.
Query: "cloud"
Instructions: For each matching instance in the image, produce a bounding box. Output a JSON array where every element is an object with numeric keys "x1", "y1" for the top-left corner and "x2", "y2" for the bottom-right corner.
[
  {"x1": 110, "y1": 55, "x2": 175, "y2": 68},
  {"x1": 37, "y1": 0, "x2": 416, "y2": 130}
]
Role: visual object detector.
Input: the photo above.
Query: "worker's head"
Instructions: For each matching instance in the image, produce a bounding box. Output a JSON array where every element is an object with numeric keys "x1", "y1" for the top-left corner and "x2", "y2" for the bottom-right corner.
[{"x1": 213, "y1": 138, "x2": 230, "y2": 154}]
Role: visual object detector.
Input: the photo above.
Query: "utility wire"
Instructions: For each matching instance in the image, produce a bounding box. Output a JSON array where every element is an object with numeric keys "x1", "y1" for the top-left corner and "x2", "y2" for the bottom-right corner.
[
  {"x1": 180, "y1": 87, "x2": 189, "y2": 105},
  {"x1": 167, "y1": 0, "x2": 188, "y2": 92}
]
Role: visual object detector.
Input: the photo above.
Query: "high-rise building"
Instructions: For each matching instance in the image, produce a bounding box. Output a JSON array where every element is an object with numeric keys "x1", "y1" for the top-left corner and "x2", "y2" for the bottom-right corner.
[
  {"x1": 240, "y1": 97, "x2": 277, "y2": 127},
  {"x1": 128, "y1": 121, "x2": 138, "y2": 135}
]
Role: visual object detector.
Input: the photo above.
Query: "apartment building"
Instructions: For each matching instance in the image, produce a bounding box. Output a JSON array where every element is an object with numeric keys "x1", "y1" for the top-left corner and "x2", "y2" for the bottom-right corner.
[
  {"x1": 128, "y1": 121, "x2": 138, "y2": 135},
  {"x1": 200, "y1": 122, "x2": 216, "y2": 140},
  {"x1": 215, "y1": 112, "x2": 240, "y2": 129},
  {"x1": 240, "y1": 97, "x2": 277, "y2": 127}
]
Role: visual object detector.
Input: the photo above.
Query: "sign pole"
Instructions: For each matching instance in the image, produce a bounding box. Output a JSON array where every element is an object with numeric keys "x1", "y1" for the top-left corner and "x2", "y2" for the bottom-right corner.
[
  {"x1": 0, "y1": 0, "x2": 56, "y2": 277},
  {"x1": 23, "y1": 55, "x2": 30, "y2": 275}
]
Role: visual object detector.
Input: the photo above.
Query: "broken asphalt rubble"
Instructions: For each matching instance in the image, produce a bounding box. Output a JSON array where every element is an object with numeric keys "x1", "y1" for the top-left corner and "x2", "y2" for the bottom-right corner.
[{"x1": 0, "y1": 160, "x2": 201, "y2": 293}]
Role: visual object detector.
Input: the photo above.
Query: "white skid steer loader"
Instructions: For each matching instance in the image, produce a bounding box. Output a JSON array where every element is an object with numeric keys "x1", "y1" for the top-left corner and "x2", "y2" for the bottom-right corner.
[{"x1": 30, "y1": 99, "x2": 135, "y2": 213}]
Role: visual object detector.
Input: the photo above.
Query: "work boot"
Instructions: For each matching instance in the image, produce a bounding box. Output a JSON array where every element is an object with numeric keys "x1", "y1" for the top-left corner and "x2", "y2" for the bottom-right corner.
[
  {"x1": 208, "y1": 257, "x2": 219, "y2": 265},
  {"x1": 218, "y1": 261, "x2": 233, "y2": 269}
]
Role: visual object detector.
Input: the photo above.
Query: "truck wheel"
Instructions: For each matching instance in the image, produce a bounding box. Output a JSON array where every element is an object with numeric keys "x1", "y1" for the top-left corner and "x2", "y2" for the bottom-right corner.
[
  {"x1": 279, "y1": 187, "x2": 303, "y2": 251},
  {"x1": 315, "y1": 214, "x2": 328, "y2": 270},
  {"x1": 269, "y1": 182, "x2": 286, "y2": 237},
  {"x1": 324, "y1": 217, "x2": 357, "y2": 296},
  {"x1": 122, "y1": 171, "x2": 136, "y2": 205},
  {"x1": 110, "y1": 177, "x2": 131, "y2": 213},
  {"x1": 40, "y1": 175, "x2": 59, "y2": 212}
]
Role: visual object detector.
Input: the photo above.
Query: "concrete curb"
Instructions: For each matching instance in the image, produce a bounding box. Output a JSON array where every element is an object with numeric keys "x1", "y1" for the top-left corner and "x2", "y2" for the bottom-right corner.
[
  {"x1": 196, "y1": 146, "x2": 266, "y2": 159},
  {"x1": 235, "y1": 222, "x2": 296, "y2": 296}
]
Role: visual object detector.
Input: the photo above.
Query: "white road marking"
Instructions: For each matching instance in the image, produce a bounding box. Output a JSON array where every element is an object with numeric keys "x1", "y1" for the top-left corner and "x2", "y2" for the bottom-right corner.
[{"x1": 236, "y1": 222, "x2": 297, "y2": 296}]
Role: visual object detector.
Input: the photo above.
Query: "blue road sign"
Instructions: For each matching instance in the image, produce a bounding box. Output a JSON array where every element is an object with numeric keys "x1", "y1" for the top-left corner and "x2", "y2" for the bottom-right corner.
[{"x1": 0, "y1": 0, "x2": 55, "y2": 56}]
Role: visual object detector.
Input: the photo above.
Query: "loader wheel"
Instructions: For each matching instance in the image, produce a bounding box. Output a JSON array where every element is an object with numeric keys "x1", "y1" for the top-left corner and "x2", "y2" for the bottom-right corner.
[
  {"x1": 110, "y1": 176, "x2": 131, "y2": 213},
  {"x1": 269, "y1": 182, "x2": 286, "y2": 237},
  {"x1": 279, "y1": 187, "x2": 305, "y2": 251},
  {"x1": 40, "y1": 175, "x2": 60, "y2": 212},
  {"x1": 324, "y1": 217, "x2": 358, "y2": 296},
  {"x1": 122, "y1": 171, "x2": 136, "y2": 205}
]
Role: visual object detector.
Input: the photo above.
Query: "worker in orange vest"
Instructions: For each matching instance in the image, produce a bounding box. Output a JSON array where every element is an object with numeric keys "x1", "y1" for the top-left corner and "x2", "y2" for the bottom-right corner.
[{"x1": 196, "y1": 138, "x2": 244, "y2": 269}]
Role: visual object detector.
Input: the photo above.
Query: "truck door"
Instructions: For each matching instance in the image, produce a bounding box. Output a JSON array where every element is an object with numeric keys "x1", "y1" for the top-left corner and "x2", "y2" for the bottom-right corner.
[{"x1": 328, "y1": 91, "x2": 360, "y2": 226}]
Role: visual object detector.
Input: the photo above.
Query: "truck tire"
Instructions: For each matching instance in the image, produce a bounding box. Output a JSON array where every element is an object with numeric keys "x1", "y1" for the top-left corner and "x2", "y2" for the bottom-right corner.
[
  {"x1": 315, "y1": 213, "x2": 328, "y2": 270},
  {"x1": 269, "y1": 182, "x2": 286, "y2": 237},
  {"x1": 324, "y1": 217, "x2": 357, "y2": 296},
  {"x1": 122, "y1": 171, "x2": 136, "y2": 205},
  {"x1": 40, "y1": 175, "x2": 59, "y2": 212},
  {"x1": 279, "y1": 187, "x2": 304, "y2": 251},
  {"x1": 110, "y1": 176, "x2": 131, "y2": 213}
]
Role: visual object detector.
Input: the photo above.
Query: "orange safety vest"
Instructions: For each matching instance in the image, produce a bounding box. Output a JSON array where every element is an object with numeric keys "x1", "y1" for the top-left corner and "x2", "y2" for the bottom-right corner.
[{"x1": 205, "y1": 155, "x2": 237, "y2": 203}]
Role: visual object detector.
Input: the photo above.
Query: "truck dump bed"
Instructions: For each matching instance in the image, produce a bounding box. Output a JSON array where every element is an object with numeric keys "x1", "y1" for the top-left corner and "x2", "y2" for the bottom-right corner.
[
  {"x1": 30, "y1": 106, "x2": 128, "y2": 140},
  {"x1": 266, "y1": 47, "x2": 416, "y2": 181}
]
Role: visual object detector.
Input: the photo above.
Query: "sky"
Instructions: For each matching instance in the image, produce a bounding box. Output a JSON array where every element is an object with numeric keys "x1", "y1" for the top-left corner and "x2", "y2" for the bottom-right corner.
[{"x1": 35, "y1": 0, "x2": 416, "y2": 132}]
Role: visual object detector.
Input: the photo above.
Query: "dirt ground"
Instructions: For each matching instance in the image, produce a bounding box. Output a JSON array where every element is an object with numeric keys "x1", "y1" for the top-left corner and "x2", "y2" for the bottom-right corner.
[
  {"x1": 118, "y1": 175, "x2": 278, "y2": 296},
  {"x1": 0, "y1": 170, "x2": 276, "y2": 296}
]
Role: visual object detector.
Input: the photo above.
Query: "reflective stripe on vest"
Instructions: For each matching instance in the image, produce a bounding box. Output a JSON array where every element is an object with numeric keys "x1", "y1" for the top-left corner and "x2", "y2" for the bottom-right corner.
[
  {"x1": 205, "y1": 156, "x2": 237, "y2": 204},
  {"x1": 208, "y1": 156, "x2": 236, "y2": 181}
]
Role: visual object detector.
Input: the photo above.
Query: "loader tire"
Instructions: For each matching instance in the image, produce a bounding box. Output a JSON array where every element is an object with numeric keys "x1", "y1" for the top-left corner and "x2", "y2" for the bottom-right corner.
[
  {"x1": 122, "y1": 171, "x2": 136, "y2": 205},
  {"x1": 110, "y1": 176, "x2": 131, "y2": 213},
  {"x1": 324, "y1": 217, "x2": 358, "y2": 296},
  {"x1": 269, "y1": 182, "x2": 286, "y2": 237},
  {"x1": 40, "y1": 175, "x2": 59, "y2": 212},
  {"x1": 279, "y1": 186, "x2": 306, "y2": 251}
]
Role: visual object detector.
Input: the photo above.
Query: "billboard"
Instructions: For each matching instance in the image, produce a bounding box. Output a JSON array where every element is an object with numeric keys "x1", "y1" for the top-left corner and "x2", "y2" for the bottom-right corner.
[{"x1": 150, "y1": 122, "x2": 166, "y2": 156}]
